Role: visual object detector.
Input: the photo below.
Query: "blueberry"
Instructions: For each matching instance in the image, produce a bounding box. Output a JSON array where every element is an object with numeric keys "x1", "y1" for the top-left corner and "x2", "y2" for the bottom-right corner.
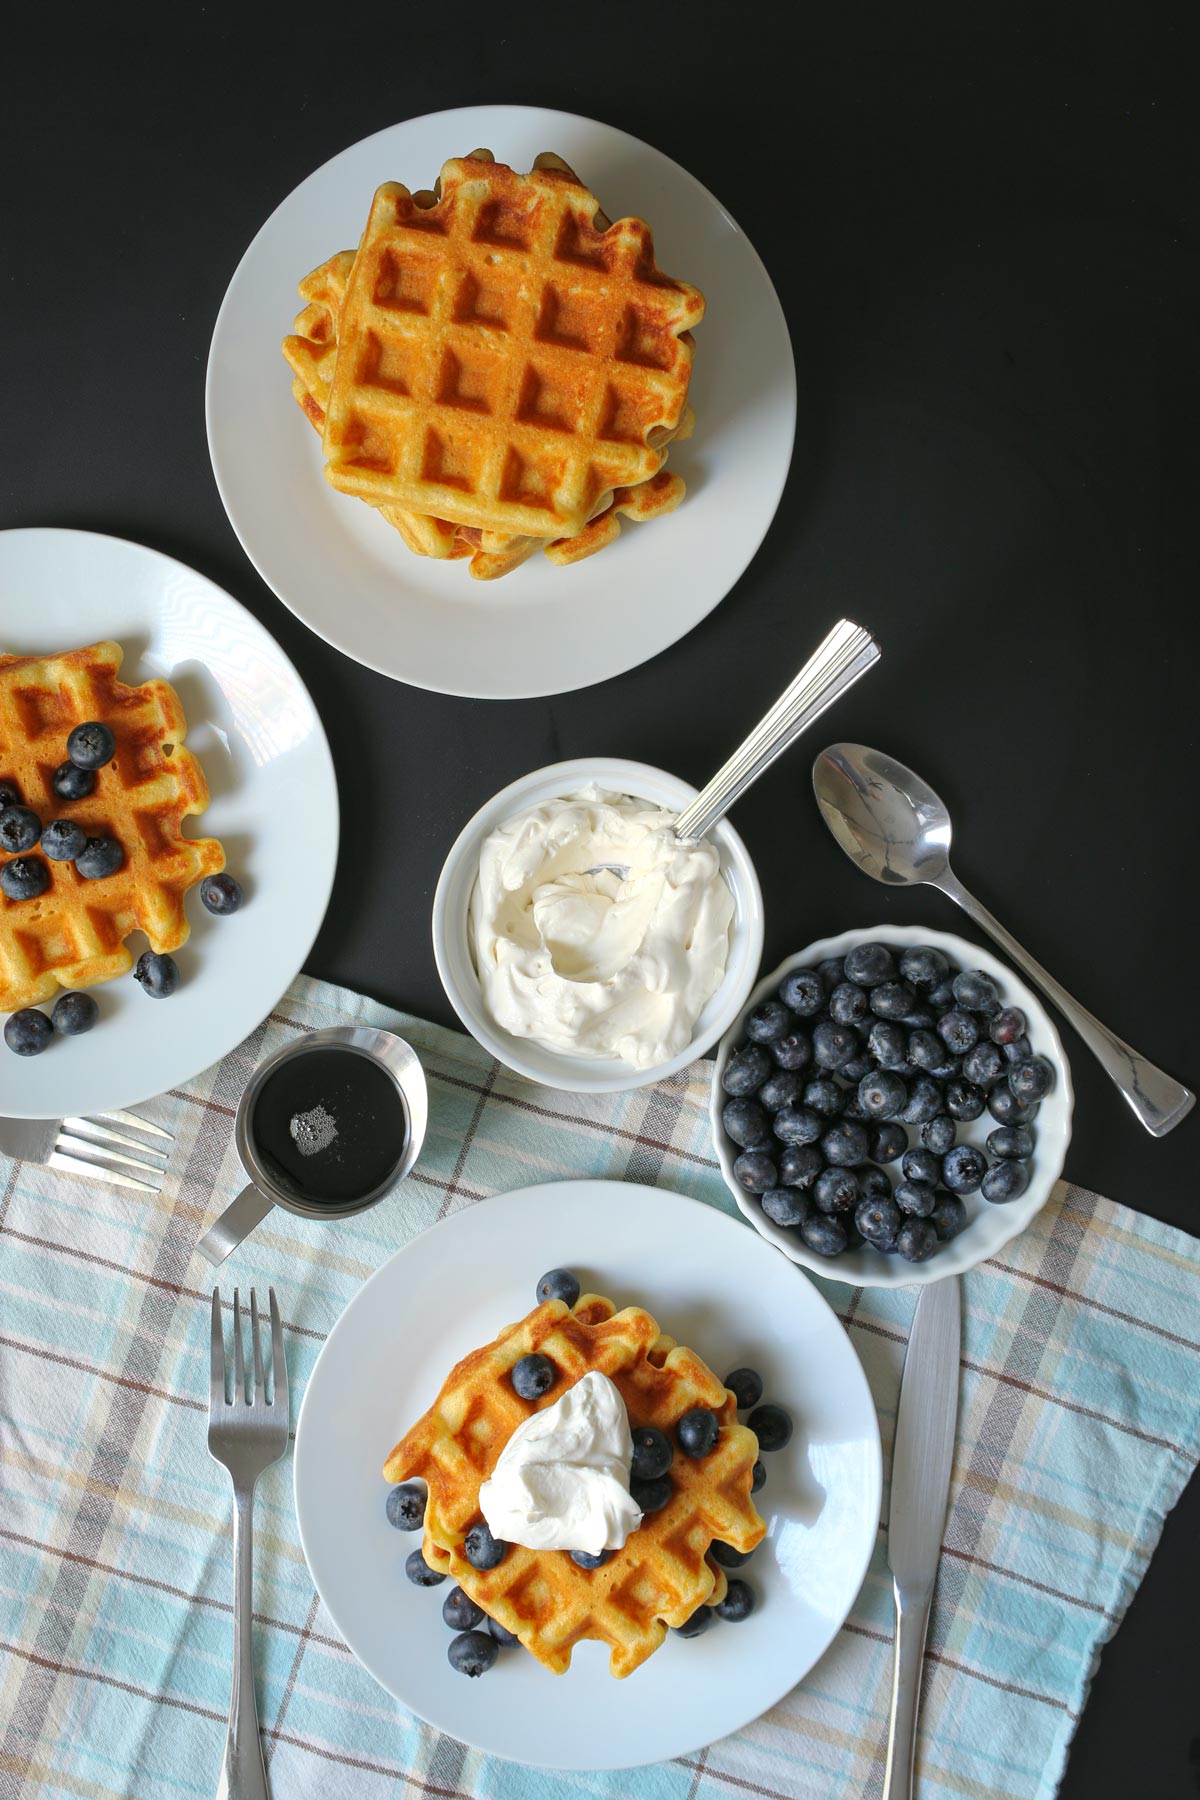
[
  {"x1": 813, "y1": 1165, "x2": 861, "y2": 1215},
  {"x1": 443, "y1": 1586, "x2": 485, "y2": 1631},
  {"x1": 631, "y1": 1475, "x2": 673, "y2": 1514},
  {"x1": 758, "y1": 1070, "x2": 805, "y2": 1112},
  {"x1": 896, "y1": 1217, "x2": 939, "y2": 1262},
  {"x1": 51, "y1": 760, "x2": 96, "y2": 802},
  {"x1": 724, "y1": 1367, "x2": 764, "y2": 1410},
  {"x1": 844, "y1": 942, "x2": 895, "y2": 986},
  {"x1": 0, "y1": 806, "x2": 42, "y2": 854},
  {"x1": 4, "y1": 1009, "x2": 53, "y2": 1056},
  {"x1": 748, "y1": 1402, "x2": 792, "y2": 1450},
  {"x1": 988, "y1": 1084, "x2": 1038, "y2": 1126},
  {"x1": 674, "y1": 1606, "x2": 715, "y2": 1638},
  {"x1": 714, "y1": 1578, "x2": 756, "y2": 1622},
  {"x1": 463, "y1": 1522, "x2": 507, "y2": 1570},
  {"x1": 982, "y1": 1159, "x2": 1031, "y2": 1204},
  {"x1": 942, "y1": 1144, "x2": 987, "y2": 1194},
  {"x1": 487, "y1": 1616, "x2": 521, "y2": 1647},
  {"x1": 944, "y1": 1079, "x2": 986, "y2": 1122},
  {"x1": 385, "y1": 1483, "x2": 425, "y2": 1530},
  {"x1": 930, "y1": 1193, "x2": 969, "y2": 1240},
  {"x1": 821, "y1": 1119, "x2": 869, "y2": 1167},
  {"x1": 841, "y1": 1092, "x2": 869, "y2": 1121},
  {"x1": 989, "y1": 1006, "x2": 1027, "y2": 1045},
  {"x1": 751, "y1": 1460, "x2": 766, "y2": 1493},
  {"x1": 536, "y1": 1267, "x2": 580, "y2": 1307},
  {"x1": 858, "y1": 1070, "x2": 908, "y2": 1119},
  {"x1": 67, "y1": 722, "x2": 116, "y2": 770},
  {"x1": 712, "y1": 1541, "x2": 753, "y2": 1567},
  {"x1": 77, "y1": 837, "x2": 125, "y2": 880},
  {"x1": 0, "y1": 780, "x2": 20, "y2": 808},
  {"x1": 723, "y1": 1098, "x2": 771, "y2": 1148},
  {"x1": 901, "y1": 1006, "x2": 937, "y2": 1031},
  {"x1": 52, "y1": 991, "x2": 98, "y2": 1035},
  {"x1": 745, "y1": 998, "x2": 796, "y2": 1043},
  {"x1": 200, "y1": 872, "x2": 244, "y2": 915},
  {"x1": 134, "y1": 951, "x2": 179, "y2": 998},
  {"x1": 678, "y1": 1408, "x2": 720, "y2": 1458},
  {"x1": 1009, "y1": 1056, "x2": 1055, "y2": 1102},
  {"x1": 917, "y1": 1115, "x2": 951, "y2": 1156},
  {"x1": 962, "y1": 1041, "x2": 1006, "y2": 1089},
  {"x1": 40, "y1": 818, "x2": 87, "y2": 862},
  {"x1": 722, "y1": 1044, "x2": 774, "y2": 1096},
  {"x1": 900, "y1": 1075, "x2": 943, "y2": 1125},
  {"x1": 779, "y1": 968, "x2": 826, "y2": 1016},
  {"x1": 987, "y1": 1124, "x2": 1035, "y2": 1160},
  {"x1": 894, "y1": 1180, "x2": 937, "y2": 1218},
  {"x1": 901, "y1": 1147, "x2": 940, "y2": 1187},
  {"x1": 733, "y1": 1150, "x2": 778, "y2": 1194},
  {"x1": 405, "y1": 1549, "x2": 446, "y2": 1587},
  {"x1": 803, "y1": 1077, "x2": 846, "y2": 1119},
  {"x1": 511, "y1": 1353, "x2": 556, "y2": 1400},
  {"x1": 1002, "y1": 1034, "x2": 1034, "y2": 1066},
  {"x1": 952, "y1": 969, "x2": 1000, "y2": 1014},
  {"x1": 812, "y1": 1020, "x2": 860, "y2": 1070},
  {"x1": 858, "y1": 1166, "x2": 893, "y2": 1201},
  {"x1": 829, "y1": 981, "x2": 870, "y2": 1027},
  {"x1": 801, "y1": 1211, "x2": 848, "y2": 1256},
  {"x1": 447, "y1": 1629, "x2": 497, "y2": 1676},
  {"x1": 0, "y1": 856, "x2": 50, "y2": 901},
  {"x1": 927, "y1": 1057, "x2": 963, "y2": 1083},
  {"x1": 570, "y1": 1547, "x2": 613, "y2": 1569},
  {"x1": 841, "y1": 1055, "x2": 873, "y2": 1084},
  {"x1": 771, "y1": 1031, "x2": 812, "y2": 1072},
  {"x1": 937, "y1": 1009, "x2": 979, "y2": 1056},
  {"x1": 778, "y1": 1143, "x2": 824, "y2": 1190},
  {"x1": 906, "y1": 1029, "x2": 943, "y2": 1072},
  {"x1": 773, "y1": 1104, "x2": 823, "y2": 1146},
  {"x1": 631, "y1": 1425, "x2": 674, "y2": 1480},
  {"x1": 870, "y1": 980, "x2": 919, "y2": 1021},
  {"x1": 899, "y1": 945, "x2": 950, "y2": 990},
  {"x1": 867, "y1": 1020, "x2": 909, "y2": 1070},
  {"x1": 870, "y1": 1122, "x2": 908, "y2": 1164},
  {"x1": 856, "y1": 1194, "x2": 903, "y2": 1249}
]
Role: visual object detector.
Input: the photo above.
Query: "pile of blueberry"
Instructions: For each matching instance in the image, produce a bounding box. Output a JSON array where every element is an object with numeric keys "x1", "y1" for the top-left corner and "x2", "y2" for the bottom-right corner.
[
  {"x1": 2, "y1": 727, "x2": 244, "y2": 1056},
  {"x1": 720, "y1": 941, "x2": 1056, "y2": 1263},
  {"x1": 384, "y1": 1270, "x2": 791, "y2": 1675}
]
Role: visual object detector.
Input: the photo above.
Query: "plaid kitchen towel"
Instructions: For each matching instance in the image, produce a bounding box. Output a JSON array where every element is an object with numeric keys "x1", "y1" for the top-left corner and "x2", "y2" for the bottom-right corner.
[{"x1": 1, "y1": 974, "x2": 1198, "y2": 1800}]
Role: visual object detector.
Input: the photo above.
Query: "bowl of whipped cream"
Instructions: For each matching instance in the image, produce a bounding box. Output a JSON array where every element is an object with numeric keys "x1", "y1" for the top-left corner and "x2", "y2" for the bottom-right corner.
[{"x1": 433, "y1": 758, "x2": 764, "y2": 1092}]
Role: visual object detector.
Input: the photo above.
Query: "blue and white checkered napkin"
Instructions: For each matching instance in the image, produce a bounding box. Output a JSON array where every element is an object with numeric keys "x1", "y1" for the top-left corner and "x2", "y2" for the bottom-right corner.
[{"x1": 2, "y1": 974, "x2": 1198, "y2": 1800}]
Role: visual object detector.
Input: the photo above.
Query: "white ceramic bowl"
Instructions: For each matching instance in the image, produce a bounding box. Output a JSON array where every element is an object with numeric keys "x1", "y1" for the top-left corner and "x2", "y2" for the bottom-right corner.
[
  {"x1": 711, "y1": 924, "x2": 1074, "y2": 1287},
  {"x1": 433, "y1": 758, "x2": 763, "y2": 1092}
]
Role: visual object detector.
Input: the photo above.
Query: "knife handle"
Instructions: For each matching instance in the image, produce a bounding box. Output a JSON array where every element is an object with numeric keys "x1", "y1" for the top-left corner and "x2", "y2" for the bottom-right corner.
[{"x1": 882, "y1": 1579, "x2": 932, "y2": 1800}]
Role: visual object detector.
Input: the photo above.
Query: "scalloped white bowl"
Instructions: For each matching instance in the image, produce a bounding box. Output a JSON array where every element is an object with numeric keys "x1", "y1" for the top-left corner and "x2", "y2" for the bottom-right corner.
[{"x1": 711, "y1": 923, "x2": 1073, "y2": 1287}]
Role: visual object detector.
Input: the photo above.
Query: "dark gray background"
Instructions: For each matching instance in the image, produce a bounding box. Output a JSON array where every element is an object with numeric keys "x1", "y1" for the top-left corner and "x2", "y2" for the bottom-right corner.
[{"x1": 5, "y1": 4, "x2": 1197, "y2": 1793}]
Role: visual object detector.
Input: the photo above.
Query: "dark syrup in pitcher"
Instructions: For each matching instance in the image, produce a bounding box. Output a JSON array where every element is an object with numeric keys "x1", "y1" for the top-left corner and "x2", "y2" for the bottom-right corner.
[{"x1": 250, "y1": 1046, "x2": 408, "y2": 1205}]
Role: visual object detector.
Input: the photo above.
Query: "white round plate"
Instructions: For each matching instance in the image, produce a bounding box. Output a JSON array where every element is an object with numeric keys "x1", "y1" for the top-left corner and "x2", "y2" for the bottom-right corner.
[
  {"x1": 712, "y1": 925, "x2": 1074, "y2": 1288},
  {"x1": 206, "y1": 105, "x2": 796, "y2": 698},
  {"x1": 293, "y1": 1180, "x2": 880, "y2": 1770},
  {"x1": 0, "y1": 528, "x2": 338, "y2": 1119}
]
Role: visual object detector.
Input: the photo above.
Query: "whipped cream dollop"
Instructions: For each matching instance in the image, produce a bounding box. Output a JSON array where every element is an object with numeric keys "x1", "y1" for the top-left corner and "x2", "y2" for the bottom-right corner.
[
  {"x1": 470, "y1": 786, "x2": 734, "y2": 1069},
  {"x1": 478, "y1": 1371, "x2": 643, "y2": 1555}
]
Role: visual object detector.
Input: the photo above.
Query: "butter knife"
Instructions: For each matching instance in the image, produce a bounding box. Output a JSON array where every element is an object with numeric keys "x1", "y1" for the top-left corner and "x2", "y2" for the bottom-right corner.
[{"x1": 883, "y1": 1275, "x2": 962, "y2": 1800}]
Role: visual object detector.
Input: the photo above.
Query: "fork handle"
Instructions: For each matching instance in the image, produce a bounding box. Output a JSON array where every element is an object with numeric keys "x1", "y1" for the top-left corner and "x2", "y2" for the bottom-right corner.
[{"x1": 217, "y1": 1487, "x2": 271, "y2": 1800}]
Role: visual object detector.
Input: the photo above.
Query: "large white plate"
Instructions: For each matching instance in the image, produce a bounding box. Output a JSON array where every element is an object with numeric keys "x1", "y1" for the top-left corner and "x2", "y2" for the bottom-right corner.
[
  {"x1": 0, "y1": 528, "x2": 338, "y2": 1119},
  {"x1": 293, "y1": 1180, "x2": 881, "y2": 1770},
  {"x1": 206, "y1": 105, "x2": 796, "y2": 698}
]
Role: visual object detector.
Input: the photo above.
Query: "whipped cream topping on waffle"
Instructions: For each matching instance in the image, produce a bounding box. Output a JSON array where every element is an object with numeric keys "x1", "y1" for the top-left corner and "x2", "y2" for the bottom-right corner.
[
  {"x1": 479, "y1": 1371, "x2": 643, "y2": 1555},
  {"x1": 470, "y1": 787, "x2": 733, "y2": 1068}
]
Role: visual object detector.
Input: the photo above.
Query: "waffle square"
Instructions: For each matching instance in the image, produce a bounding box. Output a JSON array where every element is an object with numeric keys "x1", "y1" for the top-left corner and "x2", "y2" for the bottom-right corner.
[
  {"x1": 0, "y1": 642, "x2": 224, "y2": 1011},
  {"x1": 321, "y1": 155, "x2": 703, "y2": 540},
  {"x1": 383, "y1": 1293, "x2": 765, "y2": 1677}
]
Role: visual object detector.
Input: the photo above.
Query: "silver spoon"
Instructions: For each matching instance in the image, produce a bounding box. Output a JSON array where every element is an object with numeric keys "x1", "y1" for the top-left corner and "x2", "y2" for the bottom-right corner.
[{"x1": 812, "y1": 742, "x2": 1194, "y2": 1138}]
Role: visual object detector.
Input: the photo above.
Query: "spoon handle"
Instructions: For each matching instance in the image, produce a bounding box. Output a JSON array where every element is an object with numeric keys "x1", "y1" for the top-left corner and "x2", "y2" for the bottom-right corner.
[
  {"x1": 936, "y1": 870, "x2": 1195, "y2": 1138},
  {"x1": 673, "y1": 620, "x2": 881, "y2": 842}
]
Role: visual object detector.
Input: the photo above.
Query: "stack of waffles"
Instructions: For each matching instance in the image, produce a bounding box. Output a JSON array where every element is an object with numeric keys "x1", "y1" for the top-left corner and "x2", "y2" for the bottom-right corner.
[
  {"x1": 383, "y1": 1291, "x2": 766, "y2": 1677},
  {"x1": 282, "y1": 152, "x2": 703, "y2": 579}
]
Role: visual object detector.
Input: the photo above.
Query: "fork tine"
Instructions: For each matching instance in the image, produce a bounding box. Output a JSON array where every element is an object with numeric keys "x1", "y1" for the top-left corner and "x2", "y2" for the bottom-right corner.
[
  {"x1": 250, "y1": 1290, "x2": 264, "y2": 1400},
  {"x1": 269, "y1": 1288, "x2": 287, "y2": 1413},
  {"x1": 97, "y1": 1108, "x2": 173, "y2": 1142},
  {"x1": 56, "y1": 1131, "x2": 167, "y2": 1176},
  {"x1": 233, "y1": 1289, "x2": 245, "y2": 1403},
  {"x1": 63, "y1": 1117, "x2": 169, "y2": 1159},
  {"x1": 210, "y1": 1290, "x2": 225, "y2": 1410},
  {"x1": 46, "y1": 1150, "x2": 160, "y2": 1195}
]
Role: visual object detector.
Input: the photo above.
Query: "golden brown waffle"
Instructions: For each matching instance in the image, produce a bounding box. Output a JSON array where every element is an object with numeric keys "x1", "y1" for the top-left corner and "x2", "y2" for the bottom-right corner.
[
  {"x1": 0, "y1": 642, "x2": 224, "y2": 1012},
  {"x1": 383, "y1": 1292, "x2": 765, "y2": 1677},
  {"x1": 320, "y1": 154, "x2": 703, "y2": 540}
]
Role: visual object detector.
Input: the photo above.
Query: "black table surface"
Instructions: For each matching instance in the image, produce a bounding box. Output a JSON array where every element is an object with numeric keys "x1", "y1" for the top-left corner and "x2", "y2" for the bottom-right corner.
[{"x1": 6, "y1": 6, "x2": 1198, "y2": 1793}]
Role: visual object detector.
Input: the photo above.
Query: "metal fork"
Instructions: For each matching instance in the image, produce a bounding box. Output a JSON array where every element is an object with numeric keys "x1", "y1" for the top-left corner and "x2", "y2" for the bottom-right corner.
[
  {"x1": 0, "y1": 1109, "x2": 172, "y2": 1192},
  {"x1": 207, "y1": 1288, "x2": 290, "y2": 1800}
]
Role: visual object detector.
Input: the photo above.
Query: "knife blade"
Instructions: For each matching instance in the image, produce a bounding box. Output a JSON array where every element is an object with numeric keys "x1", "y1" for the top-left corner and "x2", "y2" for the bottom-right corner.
[{"x1": 883, "y1": 1274, "x2": 962, "y2": 1800}]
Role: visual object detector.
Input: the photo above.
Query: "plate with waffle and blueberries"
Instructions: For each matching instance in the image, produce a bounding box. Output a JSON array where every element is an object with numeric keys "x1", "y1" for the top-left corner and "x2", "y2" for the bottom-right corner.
[
  {"x1": 206, "y1": 104, "x2": 796, "y2": 697},
  {"x1": 293, "y1": 1180, "x2": 881, "y2": 1770},
  {"x1": 0, "y1": 527, "x2": 338, "y2": 1120}
]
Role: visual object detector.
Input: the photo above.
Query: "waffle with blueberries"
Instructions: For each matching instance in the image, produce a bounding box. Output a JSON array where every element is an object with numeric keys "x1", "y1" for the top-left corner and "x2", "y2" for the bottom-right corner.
[
  {"x1": 382, "y1": 1273, "x2": 771, "y2": 1678},
  {"x1": 721, "y1": 941, "x2": 1058, "y2": 1263}
]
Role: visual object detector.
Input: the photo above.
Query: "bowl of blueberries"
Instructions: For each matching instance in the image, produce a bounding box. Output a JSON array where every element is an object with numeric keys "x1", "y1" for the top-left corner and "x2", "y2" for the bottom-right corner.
[{"x1": 711, "y1": 925, "x2": 1073, "y2": 1287}]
